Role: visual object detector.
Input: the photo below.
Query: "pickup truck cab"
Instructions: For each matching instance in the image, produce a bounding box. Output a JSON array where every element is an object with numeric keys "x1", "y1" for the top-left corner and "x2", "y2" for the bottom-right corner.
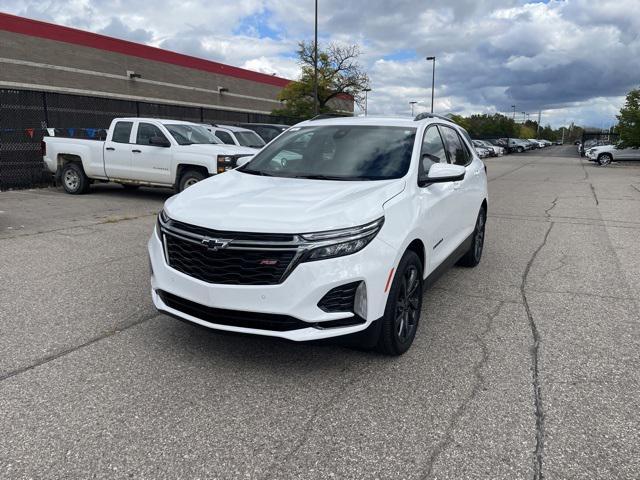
[
  {"x1": 149, "y1": 114, "x2": 488, "y2": 355},
  {"x1": 43, "y1": 118, "x2": 256, "y2": 194}
]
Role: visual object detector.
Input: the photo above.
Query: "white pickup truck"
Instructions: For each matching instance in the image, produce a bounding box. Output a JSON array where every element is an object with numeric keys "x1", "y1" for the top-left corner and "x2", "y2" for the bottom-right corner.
[{"x1": 43, "y1": 118, "x2": 256, "y2": 194}]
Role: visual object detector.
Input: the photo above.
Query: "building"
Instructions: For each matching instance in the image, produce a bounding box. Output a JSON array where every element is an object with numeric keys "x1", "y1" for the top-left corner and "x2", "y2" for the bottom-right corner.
[{"x1": 0, "y1": 12, "x2": 353, "y2": 189}]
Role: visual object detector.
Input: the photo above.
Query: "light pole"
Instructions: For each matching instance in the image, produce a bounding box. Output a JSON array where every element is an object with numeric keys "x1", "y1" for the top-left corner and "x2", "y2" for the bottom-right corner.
[
  {"x1": 363, "y1": 88, "x2": 371, "y2": 116},
  {"x1": 522, "y1": 111, "x2": 526, "y2": 124},
  {"x1": 512, "y1": 105, "x2": 516, "y2": 120},
  {"x1": 313, "y1": 0, "x2": 318, "y2": 115},
  {"x1": 409, "y1": 101, "x2": 418, "y2": 117},
  {"x1": 426, "y1": 56, "x2": 436, "y2": 113}
]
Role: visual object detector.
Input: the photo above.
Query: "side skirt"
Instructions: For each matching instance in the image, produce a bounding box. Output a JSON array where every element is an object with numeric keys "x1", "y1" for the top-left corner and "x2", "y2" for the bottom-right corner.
[{"x1": 423, "y1": 233, "x2": 473, "y2": 291}]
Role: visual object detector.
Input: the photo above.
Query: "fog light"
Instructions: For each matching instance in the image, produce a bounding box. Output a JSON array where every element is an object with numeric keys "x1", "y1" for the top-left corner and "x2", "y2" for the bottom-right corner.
[{"x1": 354, "y1": 281, "x2": 367, "y2": 318}]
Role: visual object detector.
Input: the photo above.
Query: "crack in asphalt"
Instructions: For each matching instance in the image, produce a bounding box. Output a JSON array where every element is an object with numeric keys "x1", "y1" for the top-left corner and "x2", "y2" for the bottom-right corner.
[
  {"x1": 420, "y1": 301, "x2": 505, "y2": 480},
  {"x1": 0, "y1": 310, "x2": 160, "y2": 382},
  {"x1": 544, "y1": 197, "x2": 559, "y2": 218},
  {"x1": 521, "y1": 220, "x2": 554, "y2": 480},
  {"x1": 631, "y1": 184, "x2": 640, "y2": 194}
]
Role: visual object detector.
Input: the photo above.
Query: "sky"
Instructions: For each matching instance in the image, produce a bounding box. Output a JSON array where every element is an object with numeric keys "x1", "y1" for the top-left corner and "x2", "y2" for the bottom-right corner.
[{"x1": 2, "y1": 0, "x2": 638, "y2": 128}]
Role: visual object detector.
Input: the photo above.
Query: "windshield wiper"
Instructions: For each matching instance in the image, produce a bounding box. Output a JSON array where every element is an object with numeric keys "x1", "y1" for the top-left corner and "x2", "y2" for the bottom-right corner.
[{"x1": 240, "y1": 168, "x2": 274, "y2": 176}]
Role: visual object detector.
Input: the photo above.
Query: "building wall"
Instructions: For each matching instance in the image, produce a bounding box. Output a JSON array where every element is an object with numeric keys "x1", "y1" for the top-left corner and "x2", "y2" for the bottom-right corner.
[{"x1": 0, "y1": 30, "x2": 286, "y2": 114}]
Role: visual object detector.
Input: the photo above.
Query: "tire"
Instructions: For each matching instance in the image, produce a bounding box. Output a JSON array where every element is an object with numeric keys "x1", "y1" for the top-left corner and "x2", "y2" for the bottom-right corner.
[
  {"x1": 375, "y1": 250, "x2": 424, "y2": 356},
  {"x1": 457, "y1": 207, "x2": 486, "y2": 268},
  {"x1": 517, "y1": 146, "x2": 524, "y2": 153},
  {"x1": 121, "y1": 184, "x2": 140, "y2": 190},
  {"x1": 597, "y1": 153, "x2": 612, "y2": 166},
  {"x1": 178, "y1": 169, "x2": 205, "y2": 192},
  {"x1": 61, "y1": 162, "x2": 90, "y2": 194}
]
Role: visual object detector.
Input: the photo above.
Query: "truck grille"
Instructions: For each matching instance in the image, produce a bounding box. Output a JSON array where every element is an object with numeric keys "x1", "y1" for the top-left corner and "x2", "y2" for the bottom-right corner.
[{"x1": 159, "y1": 216, "x2": 300, "y2": 286}]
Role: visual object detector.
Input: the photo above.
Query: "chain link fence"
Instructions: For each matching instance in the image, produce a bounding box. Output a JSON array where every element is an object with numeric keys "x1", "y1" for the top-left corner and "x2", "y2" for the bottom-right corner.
[{"x1": 0, "y1": 88, "x2": 300, "y2": 190}]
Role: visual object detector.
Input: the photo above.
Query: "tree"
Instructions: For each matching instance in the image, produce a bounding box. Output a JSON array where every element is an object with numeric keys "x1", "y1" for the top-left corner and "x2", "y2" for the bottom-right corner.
[
  {"x1": 272, "y1": 41, "x2": 370, "y2": 119},
  {"x1": 449, "y1": 113, "x2": 519, "y2": 138},
  {"x1": 617, "y1": 88, "x2": 640, "y2": 148}
]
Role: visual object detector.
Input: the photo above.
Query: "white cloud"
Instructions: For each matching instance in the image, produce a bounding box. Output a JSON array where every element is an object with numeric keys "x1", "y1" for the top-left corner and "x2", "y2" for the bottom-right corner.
[{"x1": 1, "y1": 0, "x2": 638, "y2": 127}]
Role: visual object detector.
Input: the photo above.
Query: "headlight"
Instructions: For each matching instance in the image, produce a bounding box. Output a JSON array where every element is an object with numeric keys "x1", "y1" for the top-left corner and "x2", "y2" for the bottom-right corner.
[
  {"x1": 217, "y1": 155, "x2": 238, "y2": 173},
  {"x1": 300, "y1": 217, "x2": 384, "y2": 262}
]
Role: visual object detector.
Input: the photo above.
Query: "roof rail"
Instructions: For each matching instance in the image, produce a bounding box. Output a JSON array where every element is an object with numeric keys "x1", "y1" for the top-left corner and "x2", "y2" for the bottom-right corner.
[
  {"x1": 309, "y1": 113, "x2": 353, "y2": 121},
  {"x1": 413, "y1": 112, "x2": 453, "y2": 122}
]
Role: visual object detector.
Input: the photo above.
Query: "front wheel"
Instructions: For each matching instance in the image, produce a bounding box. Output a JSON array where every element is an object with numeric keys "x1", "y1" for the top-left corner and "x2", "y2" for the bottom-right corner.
[
  {"x1": 597, "y1": 153, "x2": 612, "y2": 166},
  {"x1": 375, "y1": 250, "x2": 424, "y2": 355},
  {"x1": 177, "y1": 169, "x2": 205, "y2": 192},
  {"x1": 517, "y1": 146, "x2": 524, "y2": 153}
]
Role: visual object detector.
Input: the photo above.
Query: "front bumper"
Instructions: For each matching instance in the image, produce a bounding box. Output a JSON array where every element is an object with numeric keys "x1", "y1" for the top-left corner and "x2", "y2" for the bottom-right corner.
[{"x1": 148, "y1": 228, "x2": 396, "y2": 341}]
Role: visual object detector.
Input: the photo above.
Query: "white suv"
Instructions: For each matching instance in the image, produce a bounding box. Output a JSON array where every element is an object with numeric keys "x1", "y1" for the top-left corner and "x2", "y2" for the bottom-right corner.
[{"x1": 149, "y1": 115, "x2": 488, "y2": 355}]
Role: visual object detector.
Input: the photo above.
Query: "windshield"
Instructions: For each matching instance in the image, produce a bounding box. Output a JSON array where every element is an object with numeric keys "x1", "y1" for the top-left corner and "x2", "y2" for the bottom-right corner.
[
  {"x1": 235, "y1": 131, "x2": 266, "y2": 148},
  {"x1": 240, "y1": 125, "x2": 416, "y2": 180},
  {"x1": 165, "y1": 124, "x2": 221, "y2": 145}
]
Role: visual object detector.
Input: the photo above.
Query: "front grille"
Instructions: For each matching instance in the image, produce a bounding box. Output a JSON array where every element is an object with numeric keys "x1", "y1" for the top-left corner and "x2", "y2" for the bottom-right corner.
[
  {"x1": 158, "y1": 290, "x2": 309, "y2": 331},
  {"x1": 165, "y1": 235, "x2": 296, "y2": 285},
  {"x1": 318, "y1": 282, "x2": 360, "y2": 313},
  {"x1": 168, "y1": 219, "x2": 295, "y2": 243}
]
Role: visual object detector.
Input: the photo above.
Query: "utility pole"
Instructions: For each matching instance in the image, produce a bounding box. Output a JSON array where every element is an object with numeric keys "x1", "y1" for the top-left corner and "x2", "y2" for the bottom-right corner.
[
  {"x1": 426, "y1": 56, "x2": 436, "y2": 113},
  {"x1": 313, "y1": 0, "x2": 318, "y2": 115},
  {"x1": 409, "y1": 101, "x2": 417, "y2": 117},
  {"x1": 522, "y1": 111, "x2": 526, "y2": 124},
  {"x1": 537, "y1": 110, "x2": 541, "y2": 138},
  {"x1": 512, "y1": 105, "x2": 516, "y2": 120}
]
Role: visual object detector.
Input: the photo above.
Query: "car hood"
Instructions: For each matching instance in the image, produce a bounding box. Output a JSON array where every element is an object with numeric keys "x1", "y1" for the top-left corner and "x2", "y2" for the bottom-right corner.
[
  {"x1": 164, "y1": 169, "x2": 406, "y2": 233},
  {"x1": 173, "y1": 143, "x2": 256, "y2": 156}
]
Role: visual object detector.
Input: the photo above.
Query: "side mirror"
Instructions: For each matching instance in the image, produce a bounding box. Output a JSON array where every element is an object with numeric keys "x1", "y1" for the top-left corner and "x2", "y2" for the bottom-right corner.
[
  {"x1": 236, "y1": 156, "x2": 253, "y2": 168},
  {"x1": 419, "y1": 163, "x2": 466, "y2": 186},
  {"x1": 149, "y1": 135, "x2": 170, "y2": 147}
]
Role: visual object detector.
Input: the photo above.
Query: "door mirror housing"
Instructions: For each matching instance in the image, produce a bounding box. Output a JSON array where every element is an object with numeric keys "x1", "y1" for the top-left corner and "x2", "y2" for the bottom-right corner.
[
  {"x1": 419, "y1": 163, "x2": 466, "y2": 187},
  {"x1": 149, "y1": 135, "x2": 171, "y2": 147}
]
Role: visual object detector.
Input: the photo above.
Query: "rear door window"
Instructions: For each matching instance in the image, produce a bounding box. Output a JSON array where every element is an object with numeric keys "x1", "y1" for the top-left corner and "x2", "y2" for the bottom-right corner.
[
  {"x1": 439, "y1": 126, "x2": 471, "y2": 166},
  {"x1": 112, "y1": 121, "x2": 133, "y2": 143}
]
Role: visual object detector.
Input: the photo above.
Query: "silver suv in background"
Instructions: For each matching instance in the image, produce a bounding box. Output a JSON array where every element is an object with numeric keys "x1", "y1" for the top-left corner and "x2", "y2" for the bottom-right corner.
[{"x1": 204, "y1": 124, "x2": 266, "y2": 150}]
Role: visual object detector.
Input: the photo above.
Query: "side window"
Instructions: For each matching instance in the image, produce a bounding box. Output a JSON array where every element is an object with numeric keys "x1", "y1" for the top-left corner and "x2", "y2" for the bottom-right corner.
[
  {"x1": 136, "y1": 123, "x2": 168, "y2": 145},
  {"x1": 419, "y1": 126, "x2": 448, "y2": 181},
  {"x1": 440, "y1": 126, "x2": 470, "y2": 166},
  {"x1": 215, "y1": 130, "x2": 235, "y2": 145},
  {"x1": 112, "y1": 121, "x2": 133, "y2": 143}
]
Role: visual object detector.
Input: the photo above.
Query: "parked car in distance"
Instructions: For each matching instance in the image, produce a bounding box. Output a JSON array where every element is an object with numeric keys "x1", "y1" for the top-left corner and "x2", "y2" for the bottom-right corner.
[
  {"x1": 528, "y1": 139, "x2": 546, "y2": 148},
  {"x1": 586, "y1": 143, "x2": 640, "y2": 165},
  {"x1": 237, "y1": 123, "x2": 289, "y2": 143},
  {"x1": 472, "y1": 141, "x2": 492, "y2": 158},
  {"x1": 43, "y1": 118, "x2": 256, "y2": 194},
  {"x1": 473, "y1": 139, "x2": 504, "y2": 156},
  {"x1": 204, "y1": 124, "x2": 266, "y2": 149},
  {"x1": 149, "y1": 115, "x2": 489, "y2": 355}
]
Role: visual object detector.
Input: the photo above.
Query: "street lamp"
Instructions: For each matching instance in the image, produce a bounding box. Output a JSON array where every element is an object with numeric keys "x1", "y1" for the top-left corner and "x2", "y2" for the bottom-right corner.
[
  {"x1": 512, "y1": 105, "x2": 516, "y2": 120},
  {"x1": 313, "y1": 0, "x2": 318, "y2": 115},
  {"x1": 522, "y1": 111, "x2": 526, "y2": 123},
  {"x1": 363, "y1": 88, "x2": 372, "y2": 116},
  {"x1": 426, "y1": 56, "x2": 436, "y2": 113},
  {"x1": 409, "y1": 101, "x2": 418, "y2": 117}
]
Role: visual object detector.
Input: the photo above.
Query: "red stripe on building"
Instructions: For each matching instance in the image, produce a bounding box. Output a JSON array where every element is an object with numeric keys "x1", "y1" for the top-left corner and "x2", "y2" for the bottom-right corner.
[{"x1": 0, "y1": 12, "x2": 291, "y2": 88}]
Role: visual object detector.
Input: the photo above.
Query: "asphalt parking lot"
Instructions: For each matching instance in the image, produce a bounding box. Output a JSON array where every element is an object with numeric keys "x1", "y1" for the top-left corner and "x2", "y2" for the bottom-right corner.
[{"x1": 1, "y1": 145, "x2": 639, "y2": 479}]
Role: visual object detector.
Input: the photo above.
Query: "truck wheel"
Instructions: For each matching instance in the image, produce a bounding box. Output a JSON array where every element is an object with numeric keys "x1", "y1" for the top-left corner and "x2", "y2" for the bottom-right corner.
[
  {"x1": 61, "y1": 162, "x2": 90, "y2": 194},
  {"x1": 597, "y1": 153, "x2": 612, "y2": 166},
  {"x1": 375, "y1": 250, "x2": 423, "y2": 355},
  {"x1": 457, "y1": 207, "x2": 486, "y2": 268},
  {"x1": 178, "y1": 170, "x2": 205, "y2": 192}
]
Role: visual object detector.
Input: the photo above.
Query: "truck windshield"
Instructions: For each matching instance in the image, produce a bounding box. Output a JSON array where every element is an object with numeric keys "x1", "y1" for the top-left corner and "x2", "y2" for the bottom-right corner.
[
  {"x1": 235, "y1": 131, "x2": 266, "y2": 148},
  {"x1": 165, "y1": 124, "x2": 221, "y2": 145},
  {"x1": 239, "y1": 125, "x2": 416, "y2": 180}
]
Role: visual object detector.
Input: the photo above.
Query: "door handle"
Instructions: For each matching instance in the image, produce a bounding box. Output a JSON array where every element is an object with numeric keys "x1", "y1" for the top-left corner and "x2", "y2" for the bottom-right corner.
[
  {"x1": 106, "y1": 147, "x2": 115, "y2": 151},
  {"x1": 132, "y1": 149, "x2": 141, "y2": 153}
]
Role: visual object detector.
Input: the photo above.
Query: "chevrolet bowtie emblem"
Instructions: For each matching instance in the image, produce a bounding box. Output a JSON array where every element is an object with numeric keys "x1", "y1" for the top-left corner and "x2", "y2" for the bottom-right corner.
[{"x1": 201, "y1": 237, "x2": 230, "y2": 251}]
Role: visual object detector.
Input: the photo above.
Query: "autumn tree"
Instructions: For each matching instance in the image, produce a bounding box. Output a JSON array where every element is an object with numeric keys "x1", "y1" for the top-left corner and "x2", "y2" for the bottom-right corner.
[{"x1": 272, "y1": 41, "x2": 370, "y2": 119}]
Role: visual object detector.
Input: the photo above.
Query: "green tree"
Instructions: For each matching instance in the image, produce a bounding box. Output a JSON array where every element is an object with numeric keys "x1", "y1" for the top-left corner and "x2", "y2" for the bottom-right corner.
[
  {"x1": 449, "y1": 113, "x2": 519, "y2": 138},
  {"x1": 617, "y1": 88, "x2": 640, "y2": 148},
  {"x1": 272, "y1": 42, "x2": 370, "y2": 119}
]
